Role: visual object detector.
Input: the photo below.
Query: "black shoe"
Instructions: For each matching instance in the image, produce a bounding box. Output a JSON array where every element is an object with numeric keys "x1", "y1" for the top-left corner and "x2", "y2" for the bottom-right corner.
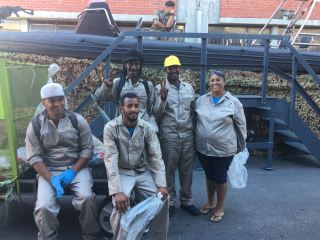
[
  {"x1": 82, "y1": 233, "x2": 102, "y2": 240},
  {"x1": 169, "y1": 205, "x2": 175, "y2": 217},
  {"x1": 180, "y1": 204, "x2": 201, "y2": 216}
]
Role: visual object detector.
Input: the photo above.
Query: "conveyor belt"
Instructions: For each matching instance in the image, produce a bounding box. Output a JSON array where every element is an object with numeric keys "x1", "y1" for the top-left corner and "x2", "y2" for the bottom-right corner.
[{"x1": 0, "y1": 31, "x2": 320, "y2": 73}]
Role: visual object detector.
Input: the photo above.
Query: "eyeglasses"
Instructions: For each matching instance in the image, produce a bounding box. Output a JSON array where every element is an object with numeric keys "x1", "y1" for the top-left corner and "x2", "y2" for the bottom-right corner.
[{"x1": 211, "y1": 70, "x2": 225, "y2": 78}]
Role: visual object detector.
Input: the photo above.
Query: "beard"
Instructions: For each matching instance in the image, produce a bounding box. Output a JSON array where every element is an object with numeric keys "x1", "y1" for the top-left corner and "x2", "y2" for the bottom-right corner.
[
  {"x1": 50, "y1": 107, "x2": 65, "y2": 120},
  {"x1": 168, "y1": 73, "x2": 179, "y2": 82},
  {"x1": 127, "y1": 70, "x2": 140, "y2": 79},
  {"x1": 127, "y1": 113, "x2": 138, "y2": 122}
]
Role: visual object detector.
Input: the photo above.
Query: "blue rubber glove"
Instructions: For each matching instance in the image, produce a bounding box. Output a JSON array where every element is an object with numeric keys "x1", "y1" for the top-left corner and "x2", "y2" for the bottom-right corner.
[
  {"x1": 59, "y1": 169, "x2": 77, "y2": 187},
  {"x1": 50, "y1": 176, "x2": 64, "y2": 199}
]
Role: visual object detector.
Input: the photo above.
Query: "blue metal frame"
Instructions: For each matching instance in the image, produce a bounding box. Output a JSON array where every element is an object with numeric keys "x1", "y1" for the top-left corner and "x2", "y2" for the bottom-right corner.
[
  {"x1": 64, "y1": 30, "x2": 319, "y2": 167},
  {"x1": 200, "y1": 38, "x2": 207, "y2": 95},
  {"x1": 285, "y1": 42, "x2": 320, "y2": 87},
  {"x1": 289, "y1": 56, "x2": 297, "y2": 129},
  {"x1": 239, "y1": 96, "x2": 275, "y2": 169},
  {"x1": 262, "y1": 39, "x2": 270, "y2": 103},
  {"x1": 269, "y1": 66, "x2": 320, "y2": 116},
  {"x1": 65, "y1": 35, "x2": 125, "y2": 95}
]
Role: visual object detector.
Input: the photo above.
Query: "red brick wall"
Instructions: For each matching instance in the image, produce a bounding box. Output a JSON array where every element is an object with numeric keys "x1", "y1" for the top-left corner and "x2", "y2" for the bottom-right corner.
[
  {"x1": 0, "y1": 0, "x2": 175, "y2": 14},
  {"x1": 220, "y1": 0, "x2": 320, "y2": 19},
  {"x1": 0, "y1": 0, "x2": 319, "y2": 19}
]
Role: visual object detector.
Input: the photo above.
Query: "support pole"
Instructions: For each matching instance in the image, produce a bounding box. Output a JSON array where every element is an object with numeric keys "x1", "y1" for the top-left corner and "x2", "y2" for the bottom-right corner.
[
  {"x1": 261, "y1": 39, "x2": 270, "y2": 103},
  {"x1": 137, "y1": 36, "x2": 143, "y2": 52},
  {"x1": 200, "y1": 38, "x2": 207, "y2": 96},
  {"x1": 265, "y1": 103, "x2": 275, "y2": 171},
  {"x1": 289, "y1": 56, "x2": 297, "y2": 129},
  {"x1": 104, "y1": 54, "x2": 111, "y2": 78}
]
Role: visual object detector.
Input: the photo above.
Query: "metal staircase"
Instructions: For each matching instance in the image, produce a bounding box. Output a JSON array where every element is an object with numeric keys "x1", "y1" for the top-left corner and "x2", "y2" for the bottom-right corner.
[
  {"x1": 240, "y1": 96, "x2": 319, "y2": 169},
  {"x1": 273, "y1": 99, "x2": 319, "y2": 157}
]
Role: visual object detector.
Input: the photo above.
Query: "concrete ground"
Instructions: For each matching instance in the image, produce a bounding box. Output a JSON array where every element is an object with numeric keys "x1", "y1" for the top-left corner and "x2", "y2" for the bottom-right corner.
[{"x1": 0, "y1": 153, "x2": 320, "y2": 240}]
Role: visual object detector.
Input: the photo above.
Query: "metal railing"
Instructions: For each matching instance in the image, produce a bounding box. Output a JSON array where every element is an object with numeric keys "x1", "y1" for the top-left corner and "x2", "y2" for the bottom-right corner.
[{"x1": 65, "y1": 31, "x2": 319, "y2": 134}]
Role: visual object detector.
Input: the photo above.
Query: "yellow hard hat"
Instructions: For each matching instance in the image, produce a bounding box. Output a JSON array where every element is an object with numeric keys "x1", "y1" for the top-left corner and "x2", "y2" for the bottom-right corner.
[{"x1": 164, "y1": 55, "x2": 181, "y2": 68}]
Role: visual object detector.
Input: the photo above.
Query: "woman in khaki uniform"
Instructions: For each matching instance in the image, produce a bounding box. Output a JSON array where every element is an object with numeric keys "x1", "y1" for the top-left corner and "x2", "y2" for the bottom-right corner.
[{"x1": 195, "y1": 70, "x2": 247, "y2": 222}]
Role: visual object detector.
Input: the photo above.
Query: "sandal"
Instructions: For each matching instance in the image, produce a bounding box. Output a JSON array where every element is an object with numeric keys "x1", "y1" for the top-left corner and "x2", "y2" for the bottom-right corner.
[
  {"x1": 200, "y1": 205, "x2": 214, "y2": 215},
  {"x1": 209, "y1": 211, "x2": 224, "y2": 223}
]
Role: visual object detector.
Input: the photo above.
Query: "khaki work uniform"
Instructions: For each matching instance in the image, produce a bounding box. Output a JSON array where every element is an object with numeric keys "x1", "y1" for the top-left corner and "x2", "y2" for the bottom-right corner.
[
  {"x1": 195, "y1": 92, "x2": 247, "y2": 157},
  {"x1": 104, "y1": 116, "x2": 169, "y2": 240},
  {"x1": 155, "y1": 80, "x2": 195, "y2": 207},
  {"x1": 25, "y1": 110, "x2": 99, "y2": 240},
  {"x1": 95, "y1": 77, "x2": 158, "y2": 132}
]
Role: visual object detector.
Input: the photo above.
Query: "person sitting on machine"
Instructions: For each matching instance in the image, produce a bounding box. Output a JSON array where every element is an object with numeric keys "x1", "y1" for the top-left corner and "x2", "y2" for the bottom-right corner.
[
  {"x1": 150, "y1": 0, "x2": 176, "y2": 32},
  {"x1": 25, "y1": 83, "x2": 100, "y2": 240}
]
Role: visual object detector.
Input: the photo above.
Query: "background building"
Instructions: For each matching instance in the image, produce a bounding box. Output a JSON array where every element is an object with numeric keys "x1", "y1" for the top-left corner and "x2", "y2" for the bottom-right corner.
[{"x1": 0, "y1": 0, "x2": 319, "y2": 46}]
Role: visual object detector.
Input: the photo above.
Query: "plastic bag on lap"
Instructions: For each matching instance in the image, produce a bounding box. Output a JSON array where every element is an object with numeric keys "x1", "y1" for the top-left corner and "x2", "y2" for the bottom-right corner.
[{"x1": 120, "y1": 194, "x2": 164, "y2": 240}]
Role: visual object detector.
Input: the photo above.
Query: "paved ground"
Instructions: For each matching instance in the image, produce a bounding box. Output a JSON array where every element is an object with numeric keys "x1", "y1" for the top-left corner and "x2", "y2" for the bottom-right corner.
[{"x1": 1, "y1": 153, "x2": 320, "y2": 240}]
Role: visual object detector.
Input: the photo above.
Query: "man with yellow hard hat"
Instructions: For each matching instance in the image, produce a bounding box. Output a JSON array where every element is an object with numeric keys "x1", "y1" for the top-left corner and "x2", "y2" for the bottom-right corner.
[{"x1": 155, "y1": 55, "x2": 200, "y2": 217}]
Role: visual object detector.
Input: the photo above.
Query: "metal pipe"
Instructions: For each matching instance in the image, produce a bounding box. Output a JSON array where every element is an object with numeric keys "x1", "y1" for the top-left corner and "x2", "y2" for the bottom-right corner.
[
  {"x1": 104, "y1": 54, "x2": 111, "y2": 78},
  {"x1": 200, "y1": 38, "x2": 207, "y2": 95},
  {"x1": 252, "y1": 0, "x2": 287, "y2": 46},
  {"x1": 281, "y1": 1, "x2": 306, "y2": 36},
  {"x1": 90, "y1": 94, "x2": 110, "y2": 122},
  {"x1": 65, "y1": 34, "x2": 124, "y2": 95},
  {"x1": 137, "y1": 36, "x2": 143, "y2": 52},
  {"x1": 261, "y1": 39, "x2": 270, "y2": 103},
  {"x1": 299, "y1": 32, "x2": 320, "y2": 36},
  {"x1": 292, "y1": 0, "x2": 318, "y2": 44},
  {"x1": 289, "y1": 56, "x2": 297, "y2": 129}
]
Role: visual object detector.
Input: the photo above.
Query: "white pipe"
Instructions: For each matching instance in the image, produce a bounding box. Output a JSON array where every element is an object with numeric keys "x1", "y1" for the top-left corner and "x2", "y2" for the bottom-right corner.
[
  {"x1": 196, "y1": 0, "x2": 202, "y2": 33},
  {"x1": 292, "y1": 0, "x2": 318, "y2": 44}
]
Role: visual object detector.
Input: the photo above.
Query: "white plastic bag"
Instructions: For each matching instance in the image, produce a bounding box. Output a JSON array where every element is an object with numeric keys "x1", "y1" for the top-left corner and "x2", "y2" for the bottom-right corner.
[
  {"x1": 228, "y1": 147, "x2": 249, "y2": 189},
  {"x1": 90, "y1": 135, "x2": 104, "y2": 165},
  {"x1": 120, "y1": 193, "x2": 164, "y2": 240}
]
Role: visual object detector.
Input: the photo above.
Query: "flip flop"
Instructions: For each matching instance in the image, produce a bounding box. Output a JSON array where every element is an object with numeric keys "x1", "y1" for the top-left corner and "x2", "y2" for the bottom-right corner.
[
  {"x1": 209, "y1": 211, "x2": 224, "y2": 223},
  {"x1": 200, "y1": 206, "x2": 214, "y2": 215}
]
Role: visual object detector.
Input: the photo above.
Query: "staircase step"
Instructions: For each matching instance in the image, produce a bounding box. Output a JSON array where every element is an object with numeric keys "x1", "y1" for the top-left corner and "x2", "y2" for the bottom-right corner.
[
  {"x1": 262, "y1": 117, "x2": 287, "y2": 126},
  {"x1": 275, "y1": 130, "x2": 299, "y2": 140},
  {"x1": 256, "y1": 106, "x2": 271, "y2": 111},
  {"x1": 283, "y1": 141, "x2": 311, "y2": 154}
]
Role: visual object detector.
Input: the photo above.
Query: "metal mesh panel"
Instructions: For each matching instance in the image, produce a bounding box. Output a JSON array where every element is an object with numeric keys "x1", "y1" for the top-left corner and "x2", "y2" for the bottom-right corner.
[
  {"x1": 0, "y1": 62, "x2": 47, "y2": 180},
  {"x1": 6, "y1": 63, "x2": 48, "y2": 146}
]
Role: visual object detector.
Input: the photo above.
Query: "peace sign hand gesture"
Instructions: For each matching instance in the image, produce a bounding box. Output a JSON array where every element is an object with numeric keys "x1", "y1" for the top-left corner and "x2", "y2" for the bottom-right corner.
[
  {"x1": 160, "y1": 79, "x2": 168, "y2": 101},
  {"x1": 104, "y1": 70, "x2": 117, "y2": 88}
]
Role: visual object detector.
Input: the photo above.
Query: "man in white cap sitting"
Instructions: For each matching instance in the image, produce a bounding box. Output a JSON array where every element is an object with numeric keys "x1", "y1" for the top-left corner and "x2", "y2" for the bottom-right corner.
[{"x1": 25, "y1": 83, "x2": 100, "y2": 240}]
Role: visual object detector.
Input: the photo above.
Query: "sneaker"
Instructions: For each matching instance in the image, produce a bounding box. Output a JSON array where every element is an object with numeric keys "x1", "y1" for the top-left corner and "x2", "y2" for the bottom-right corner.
[
  {"x1": 180, "y1": 204, "x2": 201, "y2": 216},
  {"x1": 169, "y1": 205, "x2": 175, "y2": 218}
]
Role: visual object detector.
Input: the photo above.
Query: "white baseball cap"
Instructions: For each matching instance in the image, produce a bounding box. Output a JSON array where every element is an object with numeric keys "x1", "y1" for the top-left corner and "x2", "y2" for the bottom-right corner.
[{"x1": 40, "y1": 83, "x2": 65, "y2": 100}]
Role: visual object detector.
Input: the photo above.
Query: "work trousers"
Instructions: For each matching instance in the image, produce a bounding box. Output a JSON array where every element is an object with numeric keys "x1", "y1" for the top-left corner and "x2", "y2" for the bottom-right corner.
[
  {"x1": 160, "y1": 136, "x2": 194, "y2": 206},
  {"x1": 110, "y1": 170, "x2": 169, "y2": 240},
  {"x1": 34, "y1": 167, "x2": 100, "y2": 240}
]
